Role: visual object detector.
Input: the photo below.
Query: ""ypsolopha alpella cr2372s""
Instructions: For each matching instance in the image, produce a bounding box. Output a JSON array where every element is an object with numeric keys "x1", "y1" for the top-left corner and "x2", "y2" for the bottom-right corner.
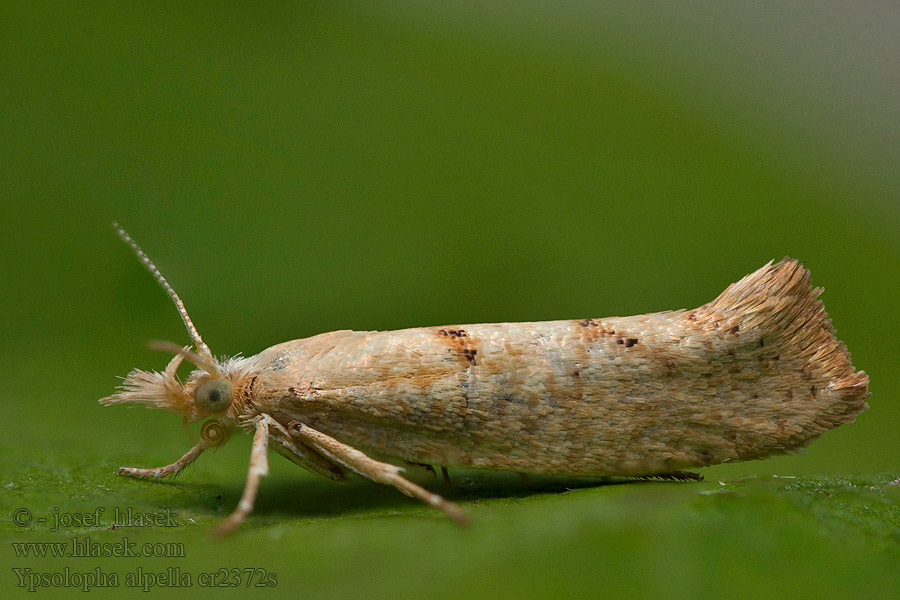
[{"x1": 102, "y1": 225, "x2": 869, "y2": 535}]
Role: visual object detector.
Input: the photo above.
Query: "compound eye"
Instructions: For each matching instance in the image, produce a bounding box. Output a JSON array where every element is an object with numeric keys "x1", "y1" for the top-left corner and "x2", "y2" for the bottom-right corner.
[{"x1": 194, "y1": 379, "x2": 234, "y2": 413}]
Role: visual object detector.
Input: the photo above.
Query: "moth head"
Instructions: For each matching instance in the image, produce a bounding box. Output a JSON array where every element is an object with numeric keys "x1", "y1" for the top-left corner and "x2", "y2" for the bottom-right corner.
[
  {"x1": 101, "y1": 342, "x2": 242, "y2": 422},
  {"x1": 100, "y1": 224, "x2": 243, "y2": 422}
]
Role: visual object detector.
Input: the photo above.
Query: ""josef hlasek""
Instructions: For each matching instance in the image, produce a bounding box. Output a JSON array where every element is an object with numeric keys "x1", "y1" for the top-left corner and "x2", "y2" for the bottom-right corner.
[{"x1": 51, "y1": 507, "x2": 178, "y2": 531}]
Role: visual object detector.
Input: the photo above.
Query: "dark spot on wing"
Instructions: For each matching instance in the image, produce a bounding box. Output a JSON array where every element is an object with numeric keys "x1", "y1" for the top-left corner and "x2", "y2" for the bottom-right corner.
[
  {"x1": 578, "y1": 318, "x2": 617, "y2": 343},
  {"x1": 462, "y1": 349, "x2": 477, "y2": 365},
  {"x1": 437, "y1": 327, "x2": 478, "y2": 365},
  {"x1": 438, "y1": 328, "x2": 467, "y2": 338},
  {"x1": 579, "y1": 318, "x2": 614, "y2": 333}
]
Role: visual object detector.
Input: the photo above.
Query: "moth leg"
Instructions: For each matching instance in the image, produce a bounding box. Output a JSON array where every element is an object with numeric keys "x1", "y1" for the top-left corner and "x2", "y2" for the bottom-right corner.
[
  {"x1": 646, "y1": 471, "x2": 703, "y2": 482},
  {"x1": 116, "y1": 440, "x2": 210, "y2": 480},
  {"x1": 441, "y1": 466, "x2": 452, "y2": 487},
  {"x1": 214, "y1": 417, "x2": 270, "y2": 537},
  {"x1": 406, "y1": 462, "x2": 437, "y2": 479},
  {"x1": 287, "y1": 421, "x2": 468, "y2": 526},
  {"x1": 263, "y1": 415, "x2": 346, "y2": 481}
]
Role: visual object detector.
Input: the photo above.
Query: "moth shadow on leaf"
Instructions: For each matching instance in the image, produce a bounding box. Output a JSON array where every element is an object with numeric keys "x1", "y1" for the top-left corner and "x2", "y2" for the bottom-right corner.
[{"x1": 222, "y1": 470, "x2": 699, "y2": 522}]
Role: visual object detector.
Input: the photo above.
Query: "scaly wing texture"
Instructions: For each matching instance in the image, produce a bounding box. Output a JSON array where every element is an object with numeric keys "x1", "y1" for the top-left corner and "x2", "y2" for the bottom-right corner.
[{"x1": 251, "y1": 259, "x2": 868, "y2": 476}]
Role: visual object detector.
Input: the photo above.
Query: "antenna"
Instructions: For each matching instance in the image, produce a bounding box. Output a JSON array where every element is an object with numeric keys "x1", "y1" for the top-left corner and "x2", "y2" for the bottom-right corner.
[{"x1": 112, "y1": 222, "x2": 213, "y2": 362}]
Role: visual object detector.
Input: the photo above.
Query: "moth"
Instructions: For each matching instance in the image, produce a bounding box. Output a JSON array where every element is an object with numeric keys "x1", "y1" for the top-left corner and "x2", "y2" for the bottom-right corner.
[{"x1": 102, "y1": 225, "x2": 869, "y2": 535}]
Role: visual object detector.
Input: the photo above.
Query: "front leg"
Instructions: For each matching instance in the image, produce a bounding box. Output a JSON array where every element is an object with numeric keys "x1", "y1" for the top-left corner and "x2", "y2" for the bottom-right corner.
[
  {"x1": 287, "y1": 421, "x2": 468, "y2": 526},
  {"x1": 116, "y1": 440, "x2": 210, "y2": 480},
  {"x1": 115, "y1": 418, "x2": 229, "y2": 480}
]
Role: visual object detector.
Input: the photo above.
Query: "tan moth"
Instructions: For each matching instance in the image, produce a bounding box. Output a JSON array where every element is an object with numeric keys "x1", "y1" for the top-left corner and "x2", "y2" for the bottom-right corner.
[{"x1": 102, "y1": 225, "x2": 869, "y2": 535}]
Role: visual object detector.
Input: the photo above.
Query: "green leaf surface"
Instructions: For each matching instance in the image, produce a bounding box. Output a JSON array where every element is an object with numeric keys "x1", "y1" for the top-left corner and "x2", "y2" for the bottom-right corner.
[{"x1": 2, "y1": 2, "x2": 898, "y2": 598}]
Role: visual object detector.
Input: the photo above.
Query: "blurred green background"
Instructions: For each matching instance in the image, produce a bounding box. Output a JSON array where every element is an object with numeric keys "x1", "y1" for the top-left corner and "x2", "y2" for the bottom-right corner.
[{"x1": 2, "y1": 2, "x2": 898, "y2": 598}]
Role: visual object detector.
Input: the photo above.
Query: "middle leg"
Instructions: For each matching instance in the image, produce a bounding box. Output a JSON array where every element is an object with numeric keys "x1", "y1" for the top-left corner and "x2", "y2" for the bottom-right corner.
[{"x1": 287, "y1": 421, "x2": 468, "y2": 526}]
